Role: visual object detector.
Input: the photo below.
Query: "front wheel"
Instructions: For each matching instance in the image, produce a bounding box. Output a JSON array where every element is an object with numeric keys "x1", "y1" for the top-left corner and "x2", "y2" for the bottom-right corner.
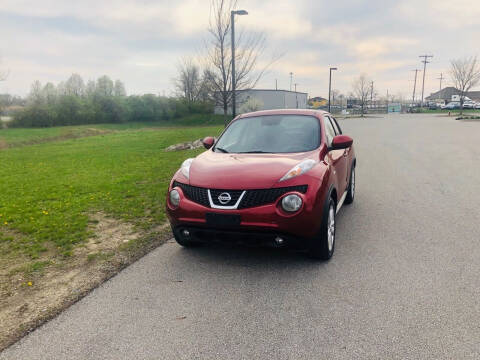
[{"x1": 308, "y1": 197, "x2": 336, "y2": 260}]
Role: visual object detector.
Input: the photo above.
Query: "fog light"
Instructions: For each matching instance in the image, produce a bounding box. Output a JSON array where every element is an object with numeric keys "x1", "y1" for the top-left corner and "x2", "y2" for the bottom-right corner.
[
  {"x1": 182, "y1": 229, "x2": 190, "y2": 237},
  {"x1": 281, "y1": 194, "x2": 302, "y2": 212},
  {"x1": 169, "y1": 189, "x2": 180, "y2": 207}
]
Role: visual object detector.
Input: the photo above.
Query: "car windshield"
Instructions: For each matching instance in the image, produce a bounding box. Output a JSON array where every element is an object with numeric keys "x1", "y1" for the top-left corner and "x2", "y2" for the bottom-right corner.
[{"x1": 214, "y1": 115, "x2": 320, "y2": 154}]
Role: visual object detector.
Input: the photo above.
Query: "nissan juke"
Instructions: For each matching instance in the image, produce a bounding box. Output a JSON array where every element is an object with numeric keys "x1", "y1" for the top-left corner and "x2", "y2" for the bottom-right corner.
[{"x1": 166, "y1": 109, "x2": 356, "y2": 260}]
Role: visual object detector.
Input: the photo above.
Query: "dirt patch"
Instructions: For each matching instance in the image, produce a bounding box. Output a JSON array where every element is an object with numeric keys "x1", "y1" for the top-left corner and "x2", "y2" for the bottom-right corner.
[
  {"x1": 1, "y1": 128, "x2": 113, "y2": 150},
  {"x1": 0, "y1": 213, "x2": 171, "y2": 351}
]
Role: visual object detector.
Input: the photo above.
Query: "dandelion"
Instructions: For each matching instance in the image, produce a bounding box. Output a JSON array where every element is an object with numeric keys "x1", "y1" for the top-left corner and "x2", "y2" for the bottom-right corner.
[
  {"x1": 27, "y1": 281, "x2": 33, "y2": 286},
  {"x1": 4, "y1": 221, "x2": 7, "y2": 225}
]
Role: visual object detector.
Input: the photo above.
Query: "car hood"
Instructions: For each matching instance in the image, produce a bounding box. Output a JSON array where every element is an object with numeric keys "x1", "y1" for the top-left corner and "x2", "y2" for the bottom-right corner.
[{"x1": 187, "y1": 150, "x2": 316, "y2": 189}]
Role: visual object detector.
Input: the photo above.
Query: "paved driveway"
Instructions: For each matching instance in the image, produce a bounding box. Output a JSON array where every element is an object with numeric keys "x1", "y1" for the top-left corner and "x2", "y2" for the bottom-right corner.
[{"x1": 2, "y1": 114, "x2": 480, "y2": 359}]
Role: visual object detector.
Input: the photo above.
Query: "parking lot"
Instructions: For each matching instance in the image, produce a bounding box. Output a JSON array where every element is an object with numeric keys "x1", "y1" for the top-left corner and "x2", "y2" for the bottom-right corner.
[{"x1": 2, "y1": 113, "x2": 480, "y2": 359}]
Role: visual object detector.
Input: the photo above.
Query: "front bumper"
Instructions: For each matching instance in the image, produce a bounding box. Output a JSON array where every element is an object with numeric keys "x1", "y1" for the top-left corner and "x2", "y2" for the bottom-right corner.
[
  {"x1": 166, "y1": 179, "x2": 328, "y2": 242},
  {"x1": 172, "y1": 225, "x2": 306, "y2": 248}
]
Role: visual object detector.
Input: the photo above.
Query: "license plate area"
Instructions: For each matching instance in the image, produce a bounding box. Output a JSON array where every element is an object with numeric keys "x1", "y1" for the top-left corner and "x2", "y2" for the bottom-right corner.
[{"x1": 206, "y1": 213, "x2": 241, "y2": 227}]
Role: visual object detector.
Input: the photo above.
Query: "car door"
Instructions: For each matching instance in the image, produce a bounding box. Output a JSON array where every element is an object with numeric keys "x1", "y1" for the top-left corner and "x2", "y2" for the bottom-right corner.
[{"x1": 324, "y1": 116, "x2": 349, "y2": 198}]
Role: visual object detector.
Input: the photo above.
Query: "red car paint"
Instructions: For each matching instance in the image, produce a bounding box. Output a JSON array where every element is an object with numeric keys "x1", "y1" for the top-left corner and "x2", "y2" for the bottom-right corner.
[{"x1": 166, "y1": 109, "x2": 355, "y2": 243}]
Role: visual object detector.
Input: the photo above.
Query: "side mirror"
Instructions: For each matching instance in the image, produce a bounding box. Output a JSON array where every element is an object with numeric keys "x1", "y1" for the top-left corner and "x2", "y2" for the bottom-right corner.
[
  {"x1": 202, "y1": 136, "x2": 215, "y2": 149},
  {"x1": 331, "y1": 135, "x2": 353, "y2": 150}
]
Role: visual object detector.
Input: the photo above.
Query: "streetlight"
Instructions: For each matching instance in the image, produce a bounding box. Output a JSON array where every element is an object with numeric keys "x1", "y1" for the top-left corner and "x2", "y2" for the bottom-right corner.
[
  {"x1": 231, "y1": 9, "x2": 248, "y2": 119},
  {"x1": 328, "y1": 67, "x2": 337, "y2": 113}
]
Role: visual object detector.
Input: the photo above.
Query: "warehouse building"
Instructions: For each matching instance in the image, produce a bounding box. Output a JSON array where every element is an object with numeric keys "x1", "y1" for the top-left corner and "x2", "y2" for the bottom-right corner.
[{"x1": 214, "y1": 89, "x2": 308, "y2": 115}]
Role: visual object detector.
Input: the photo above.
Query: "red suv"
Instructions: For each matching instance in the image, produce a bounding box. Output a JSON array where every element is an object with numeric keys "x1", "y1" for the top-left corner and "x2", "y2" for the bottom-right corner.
[{"x1": 166, "y1": 109, "x2": 356, "y2": 260}]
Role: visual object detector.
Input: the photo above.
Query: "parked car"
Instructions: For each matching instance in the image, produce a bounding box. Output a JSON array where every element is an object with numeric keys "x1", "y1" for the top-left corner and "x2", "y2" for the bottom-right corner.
[
  {"x1": 166, "y1": 109, "x2": 356, "y2": 260},
  {"x1": 475, "y1": 103, "x2": 480, "y2": 109},
  {"x1": 463, "y1": 101, "x2": 475, "y2": 109},
  {"x1": 441, "y1": 102, "x2": 460, "y2": 110},
  {"x1": 428, "y1": 102, "x2": 438, "y2": 110}
]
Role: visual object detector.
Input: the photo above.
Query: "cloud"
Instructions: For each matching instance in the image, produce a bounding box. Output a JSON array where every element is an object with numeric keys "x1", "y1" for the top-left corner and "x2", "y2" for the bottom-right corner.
[{"x1": 1, "y1": 0, "x2": 479, "y2": 98}]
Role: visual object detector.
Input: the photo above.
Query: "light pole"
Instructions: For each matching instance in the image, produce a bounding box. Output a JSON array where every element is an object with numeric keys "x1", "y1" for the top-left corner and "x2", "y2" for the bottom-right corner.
[
  {"x1": 328, "y1": 67, "x2": 337, "y2": 113},
  {"x1": 231, "y1": 9, "x2": 248, "y2": 119}
]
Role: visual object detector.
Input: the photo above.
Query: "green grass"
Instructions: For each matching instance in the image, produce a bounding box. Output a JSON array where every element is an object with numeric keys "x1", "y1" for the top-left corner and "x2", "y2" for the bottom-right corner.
[
  {"x1": 0, "y1": 123, "x2": 223, "y2": 259},
  {"x1": 0, "y1": 114, "x2": 227, "y2": 147}
]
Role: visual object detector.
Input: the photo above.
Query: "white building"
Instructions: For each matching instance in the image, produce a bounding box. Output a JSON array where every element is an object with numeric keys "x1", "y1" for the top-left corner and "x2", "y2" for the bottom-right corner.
[{"x1": 214, "y1": 89, "x2": 308, "y2": 115}]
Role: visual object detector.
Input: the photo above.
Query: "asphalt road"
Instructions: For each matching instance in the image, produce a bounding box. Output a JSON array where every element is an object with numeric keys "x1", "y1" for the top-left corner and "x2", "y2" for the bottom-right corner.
[{"x1": 2, "y1": 114, "x2": 480, "y2": 359}]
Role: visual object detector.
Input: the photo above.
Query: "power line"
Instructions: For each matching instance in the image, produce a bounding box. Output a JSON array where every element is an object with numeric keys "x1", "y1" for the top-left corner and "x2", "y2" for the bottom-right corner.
[{"x1": 419, "y1": 54, "x2": 433, "y2": 105}]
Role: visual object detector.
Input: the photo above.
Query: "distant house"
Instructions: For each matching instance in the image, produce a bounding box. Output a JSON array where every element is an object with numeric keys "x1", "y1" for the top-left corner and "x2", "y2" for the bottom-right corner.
[
  {"x1": 308, "y1": 97, "x2": 327, "y2": 109},
  {"x1": 426, "y1": 87, "x2": 480, "y2": 103},
  {"x1": 214, "y1": 89, "x2": 308, "y2": 115}
]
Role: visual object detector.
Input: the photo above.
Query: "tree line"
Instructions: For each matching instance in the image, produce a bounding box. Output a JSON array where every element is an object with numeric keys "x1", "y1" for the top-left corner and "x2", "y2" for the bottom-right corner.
[{"x1": 11, "y1": 74, "x2": 212, "y2": 128}]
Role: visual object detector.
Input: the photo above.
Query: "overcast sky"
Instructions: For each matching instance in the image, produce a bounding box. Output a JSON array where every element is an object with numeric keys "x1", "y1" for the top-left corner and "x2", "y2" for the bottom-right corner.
[{"x1": 1, "y1": 0, "x2": 479, "y2": 99}]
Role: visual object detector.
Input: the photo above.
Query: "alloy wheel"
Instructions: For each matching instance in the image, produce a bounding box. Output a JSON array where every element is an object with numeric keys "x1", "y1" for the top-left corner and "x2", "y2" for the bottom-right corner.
[{"x1": 327, "y1": 204, "x2": 335, "y2": 252}]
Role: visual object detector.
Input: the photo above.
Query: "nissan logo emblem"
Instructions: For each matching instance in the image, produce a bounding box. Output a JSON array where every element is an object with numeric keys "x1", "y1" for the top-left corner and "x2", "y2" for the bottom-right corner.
[{"x1": 218, "y1": 192, "x2": 232, "y2": 205}]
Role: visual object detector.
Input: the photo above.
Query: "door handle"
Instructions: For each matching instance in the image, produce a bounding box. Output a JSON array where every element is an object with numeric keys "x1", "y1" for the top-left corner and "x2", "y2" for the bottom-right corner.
[{"x1": 343, "y1": 150, "x2": 348, "y2": 157}]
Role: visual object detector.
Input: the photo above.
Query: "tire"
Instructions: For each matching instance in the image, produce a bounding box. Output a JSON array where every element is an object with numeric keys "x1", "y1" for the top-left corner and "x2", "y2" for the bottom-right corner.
[
  {"x1": 308, "y1": 197, "x2": 336, "y2": 260},
  {"x1": 172, "y1": 227, "x2": 202, "y2": 247},
  {"x1": 345, "y1": 164, "x2": 356, "y2": 204}
]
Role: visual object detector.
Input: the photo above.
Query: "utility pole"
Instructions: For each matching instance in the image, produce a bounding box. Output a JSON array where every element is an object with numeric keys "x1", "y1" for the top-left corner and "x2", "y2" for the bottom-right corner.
[
  {"x1": 328, "y1": 67, "x2": 337, "y2": 113},
  {"x1": 275, "y1": 79, "x2": 278, "y2": 90},
  {"x1": 419, "y1": 54, "x2": 433, "y2": 106},
  {"x1": 412, "y1": 69, "x2": 420, "y2": 105},
  {"x1": 289, "y1": 72, "x2": 293, "y2": 91},
  {"x1": 370, "y1": 81, "x2": 374, "y2": 108},
  {"x1": 294, "y1": 83, "x2": 299, "y2": 108},
  {"x1": 437, "y1": 73, "x2": 444, "y2": 91},
  {"x1": 386, "y1": 89, "x2": 389, "y2": 114}
]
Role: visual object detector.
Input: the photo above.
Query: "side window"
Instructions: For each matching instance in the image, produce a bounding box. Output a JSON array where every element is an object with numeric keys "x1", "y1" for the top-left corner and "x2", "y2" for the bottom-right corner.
[
  {"x1": 330, "y1": 117, "x2": 342, "y2": 135},
  {"x1": 324, "y1": 117, "x2": 336, "y2": 147}
]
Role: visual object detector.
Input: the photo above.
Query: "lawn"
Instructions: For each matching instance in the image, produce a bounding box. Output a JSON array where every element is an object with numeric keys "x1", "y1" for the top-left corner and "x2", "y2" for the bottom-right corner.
[
  {"x1": 0, "y1": 120, "x2": 224, "y2": 349},
  {"x1": 0, "y1": 123, "x2": 223, "y2": 258}
]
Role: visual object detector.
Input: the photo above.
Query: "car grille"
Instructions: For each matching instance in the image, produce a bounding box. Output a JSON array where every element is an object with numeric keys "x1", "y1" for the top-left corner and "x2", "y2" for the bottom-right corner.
[
  {"x1": 173, "y1": 181, "x2": 307, "y2": 209},
  {"x1": 173, "y1": 181, "x2": 210, "y2": 207}
]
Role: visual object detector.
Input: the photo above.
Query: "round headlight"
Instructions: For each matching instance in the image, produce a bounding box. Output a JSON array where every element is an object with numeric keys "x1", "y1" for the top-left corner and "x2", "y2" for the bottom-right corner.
[
  {"x1": 281, "y1": 194, "x2": 303, "y2": 212},
  {"x1": 169, "y1": 189, "x2": 180, "y2": 207}
]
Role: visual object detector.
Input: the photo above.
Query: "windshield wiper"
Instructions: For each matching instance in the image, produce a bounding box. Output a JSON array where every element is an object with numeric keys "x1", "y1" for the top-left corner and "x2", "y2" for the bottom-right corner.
[
  {"x1": 215, "y1": 147, "x2": 229, "y2": 153},
  {"x1": 239, "y1": 150, "x2": 270, "y2": 153}
]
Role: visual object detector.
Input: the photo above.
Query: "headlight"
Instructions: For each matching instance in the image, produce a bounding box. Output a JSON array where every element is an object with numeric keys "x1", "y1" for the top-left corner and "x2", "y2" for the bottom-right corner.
[
  {"x1": 279, "y1": 159, "x2": 316, "y2": 182},
  {"x1": 169, "y1": 189, "x2": 180, "y2": 207},
  {"x1": 281, "y1": 194, "x2": 303, "y2": 212},
  {"x1": 180, "y1": 158, "x2": 194, "y2": 179}
]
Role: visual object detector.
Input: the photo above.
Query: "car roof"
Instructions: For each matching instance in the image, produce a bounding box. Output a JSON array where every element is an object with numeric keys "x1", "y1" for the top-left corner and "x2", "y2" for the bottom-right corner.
[{"x1": 237, "y1": 108, "x2": 329, "y2": 119}]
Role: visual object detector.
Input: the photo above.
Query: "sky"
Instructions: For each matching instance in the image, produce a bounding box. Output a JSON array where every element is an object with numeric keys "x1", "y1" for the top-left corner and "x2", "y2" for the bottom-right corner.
[{"x1": 1, "y1": 0, "x2": 479, "y2": 99}]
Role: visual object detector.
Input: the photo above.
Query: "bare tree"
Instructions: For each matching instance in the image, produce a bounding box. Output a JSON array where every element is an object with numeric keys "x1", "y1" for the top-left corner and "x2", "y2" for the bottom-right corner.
[
  {"x1": 64, "y1": 73, "x2": 85, "y2": 96},
  {"x1": 0, "y1": 61, "x2": 9, "y2": 117},
  {"x1": 0, "y1": 58, "x2": 9, "y2": 83},
  {"x1": 450, "y1": 56, "x2": 480, "y2": 113},
  {"x1": 204, "y1": 0, "x2": 273, "y2": 120},
  {"x1": 29, "y1": 80, "x2": 44, "y2": 104},
  {"x1": 352, "y1": 74, "x2": 371, "y2": 117},
  {"x1": 85, "y1": 80, "x2": 96, "y2": 97},
  {"x1": 114, "y1": 80, "x2": 127, "y2": 97},
  {"x1": 96, "y1": 75, "x2": 114, "y2": 97},
  {"x1": 174, "y1": 58, "x2": 202, "y2": 102},
  {"x1": 43, "y1": 82, "x2": 57, "y2": 104}
]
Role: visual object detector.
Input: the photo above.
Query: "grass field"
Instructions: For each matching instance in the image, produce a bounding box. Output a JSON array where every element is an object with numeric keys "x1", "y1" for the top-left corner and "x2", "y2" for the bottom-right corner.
[
  {"x1": 0, "y1": 118, "x2": 225, "y2": 348},
  {"x1": 0, "y1": 121, "x2": 223, "y2": 259}
]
